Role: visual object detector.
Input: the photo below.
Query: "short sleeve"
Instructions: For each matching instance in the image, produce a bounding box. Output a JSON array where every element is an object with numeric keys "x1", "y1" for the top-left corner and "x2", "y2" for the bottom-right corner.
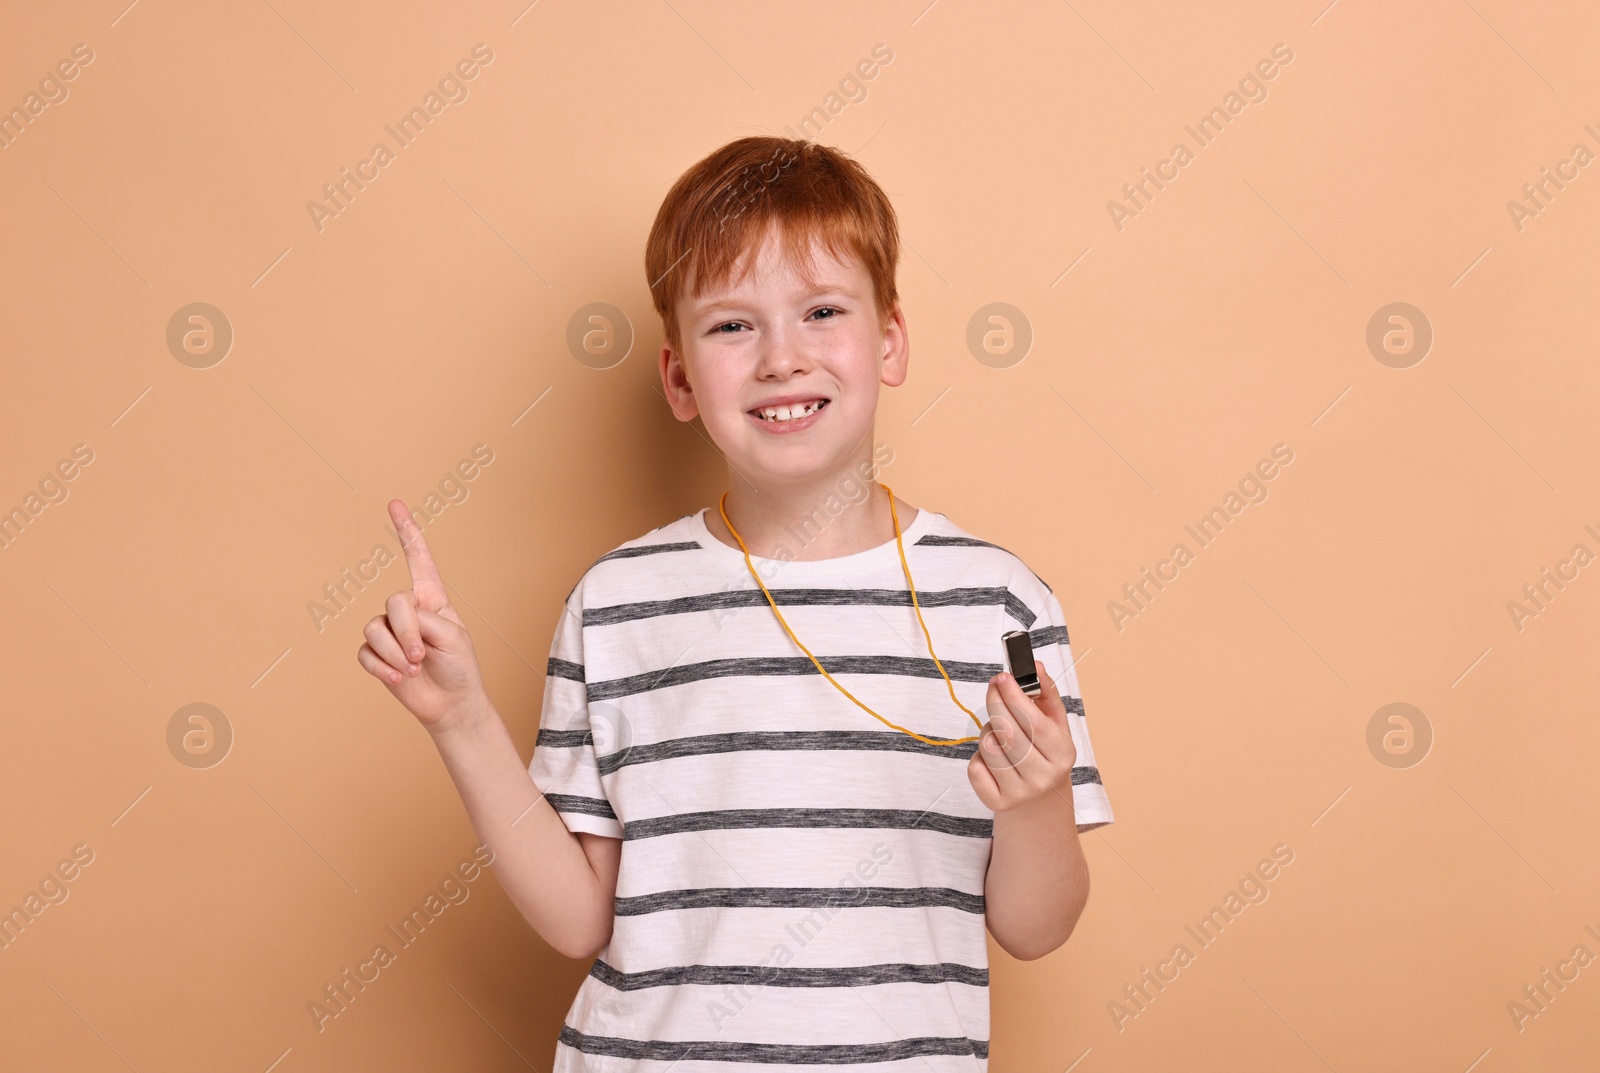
[
  {"x1": 1027, "y1": 580, "x2": 1114, "y2": 832},
  {"x1": 527, "y1": 592, "x2": 625, "y2": 839}
]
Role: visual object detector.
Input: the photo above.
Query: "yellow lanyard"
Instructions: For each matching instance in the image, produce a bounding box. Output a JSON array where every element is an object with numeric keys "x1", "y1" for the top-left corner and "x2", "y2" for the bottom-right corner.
[{"x1": 718, "y1": 482, "x2": 985, "y2": 747}]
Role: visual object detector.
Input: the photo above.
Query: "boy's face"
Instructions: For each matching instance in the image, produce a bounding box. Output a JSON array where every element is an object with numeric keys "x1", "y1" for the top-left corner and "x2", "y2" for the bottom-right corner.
[{"x1": 659, "y1": 224, "x2": 908, "y2": 489}]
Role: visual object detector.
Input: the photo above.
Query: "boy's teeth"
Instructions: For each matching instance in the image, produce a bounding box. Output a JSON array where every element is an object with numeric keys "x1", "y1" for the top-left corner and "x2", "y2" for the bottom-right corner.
[{"x1": 759, "y1": 400, "x2": 823, "y2": 422}]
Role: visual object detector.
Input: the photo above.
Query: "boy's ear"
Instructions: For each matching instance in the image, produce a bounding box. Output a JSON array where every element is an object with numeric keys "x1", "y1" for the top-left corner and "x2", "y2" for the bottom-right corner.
[
  {"x1": 879, "y1": 303, "x2": 910, "y2": 388},
  {"x1": 659, "y1": 341, "x2": 700, "y2": 422}
]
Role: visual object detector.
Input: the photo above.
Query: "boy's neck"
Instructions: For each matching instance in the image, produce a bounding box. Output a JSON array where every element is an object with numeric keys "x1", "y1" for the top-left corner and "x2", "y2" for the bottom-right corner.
[{"x1": 703, "y1": 478, "x2": 918, "y2": 562}]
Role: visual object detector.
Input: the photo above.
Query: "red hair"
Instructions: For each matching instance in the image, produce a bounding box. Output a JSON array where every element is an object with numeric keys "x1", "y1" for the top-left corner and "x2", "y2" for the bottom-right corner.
[{"x1": 644, "y1": 136, "x2": 901, "y2": 351}]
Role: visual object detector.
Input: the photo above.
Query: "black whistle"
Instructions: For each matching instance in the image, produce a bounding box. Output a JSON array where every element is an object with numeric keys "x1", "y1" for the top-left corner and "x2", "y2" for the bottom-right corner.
[{"x1": 1001, "y1": 630, "x2": 1042, "y2": 697}]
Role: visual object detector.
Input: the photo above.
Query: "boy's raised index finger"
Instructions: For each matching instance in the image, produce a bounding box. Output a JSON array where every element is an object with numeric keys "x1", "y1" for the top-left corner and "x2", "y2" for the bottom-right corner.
[{"x1": 387, "y1": 499, "x2": 447, "y2": 598}]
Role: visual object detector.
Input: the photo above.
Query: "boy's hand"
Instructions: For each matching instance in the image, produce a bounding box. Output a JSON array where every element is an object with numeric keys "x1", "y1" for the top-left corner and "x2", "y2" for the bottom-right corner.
[
  {"x1": 355, "y1": 499, "x2": 488, "y2": 733},
  {"x1": 967, "y1": 665, "x2": 1079, "y2": 815}
]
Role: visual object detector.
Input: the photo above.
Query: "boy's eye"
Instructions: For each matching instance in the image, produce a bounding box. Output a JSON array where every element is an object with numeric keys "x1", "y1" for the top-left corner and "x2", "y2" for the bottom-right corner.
[
  {"x1": 712, "y1": 321, "x2": 746, "y2": 334},
  {"x1": 811, "y1": 306, "x2": 843, "y2": 320}
]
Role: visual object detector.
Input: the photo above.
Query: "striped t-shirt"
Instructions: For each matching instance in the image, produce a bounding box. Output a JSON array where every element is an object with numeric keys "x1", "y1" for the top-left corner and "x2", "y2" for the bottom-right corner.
[{"x1": 528, "y1": 503, "x2": 1114, "y2": 1071}]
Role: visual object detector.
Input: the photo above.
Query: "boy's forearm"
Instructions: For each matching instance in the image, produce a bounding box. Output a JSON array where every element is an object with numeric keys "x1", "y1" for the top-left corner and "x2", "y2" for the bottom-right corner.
[
  {"x1": 427, "y1": 693, "x2": 612, "y2": 959},
  {"x1": 984, "y1": 791, "x2": 1091, "y2": 961}
]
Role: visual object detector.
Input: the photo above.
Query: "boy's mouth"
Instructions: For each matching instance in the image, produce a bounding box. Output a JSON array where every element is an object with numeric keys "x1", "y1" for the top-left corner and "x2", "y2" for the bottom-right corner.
[{"x1": 747, "y1": 397, "x2": 830, "y2": 425}]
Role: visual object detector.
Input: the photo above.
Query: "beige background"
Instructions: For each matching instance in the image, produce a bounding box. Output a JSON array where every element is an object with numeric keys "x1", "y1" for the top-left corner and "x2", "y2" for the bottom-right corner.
[{"x1": 2, "y1": 1, "x2": 1597, "y2": 1070}]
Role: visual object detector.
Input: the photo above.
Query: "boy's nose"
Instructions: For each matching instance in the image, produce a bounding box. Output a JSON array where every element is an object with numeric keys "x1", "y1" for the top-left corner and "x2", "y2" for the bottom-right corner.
[{"x1": 754, "y1": 331, "x2": 811, "y2": 377}]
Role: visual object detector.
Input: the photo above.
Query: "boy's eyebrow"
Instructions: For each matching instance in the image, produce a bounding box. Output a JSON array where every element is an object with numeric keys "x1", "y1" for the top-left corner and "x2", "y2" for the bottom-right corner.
[{"x1": 692, "y1": 297, "x2": 749, "y2": 315}]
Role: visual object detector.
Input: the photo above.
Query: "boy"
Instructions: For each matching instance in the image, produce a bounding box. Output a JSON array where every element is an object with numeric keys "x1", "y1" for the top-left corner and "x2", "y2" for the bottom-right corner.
[{"x1": 358, "y1": 136, "x2": 1113, "y2": 1070}]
